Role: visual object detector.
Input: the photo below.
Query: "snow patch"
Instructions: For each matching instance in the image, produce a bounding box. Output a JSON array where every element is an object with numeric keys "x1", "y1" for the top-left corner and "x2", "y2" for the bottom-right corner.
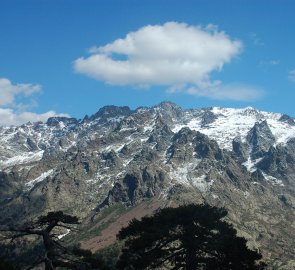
[
  {"x1": 140, "y1": 137, "x2": 149, "y2": 143},
  {"x1": 242, "y1": 157, "x2": 263, "y2": 173},
  {"x1": 1, "y1": 151, "x2": 44, "y2": 169},
  {"x1": 169, "y1": 160, "x2": 212, "y2": 193},
  {"x1": 172, "y1": 107, "x2": 295, "y2": 150},
  {"x1": 211, "y1": 193, "x2": 219, "y2": 199},
  {"x1": 143, "y1": 123, "x2": 154, "y2": 132},
  {"x1": 60, "y1": 140, "x2": 77, "y2": 152},
  {"x1": 170, "y1": 166, "x2": 191, "y2": 186},
  {"x1": 119, "y1": 127, "x2": 136, "y2": 132},
  {"x1": 123, "y1": 158, "x2": 133, "y2": 167},
  {"x1": 262, "y1": 172, "x2": 284, "y2": 186},
  {"x1": 191, "y1": 175, "x2": 214, "y2": 193},
  {"x1": 25, "y1": 168, "x2": 55, "y2": 190},
  {"x1": 57, "y1": 229, "x2": 70, "y2": 239},
  {"x1": 267, "y1": 118, "x2": 295, "y2": 145},
  {"x1": 85, "y1": 179, "x2": 97, "y2": 184}
]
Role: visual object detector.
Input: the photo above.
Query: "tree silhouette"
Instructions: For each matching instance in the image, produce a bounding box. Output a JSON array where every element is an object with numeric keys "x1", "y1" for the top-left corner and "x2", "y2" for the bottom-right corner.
[
  {"x1": 0, "y1": 211, "x2": 90, "y2": 270},
  {"x1": 117, "y1": 204, "x2": 265, "y2": 270}
]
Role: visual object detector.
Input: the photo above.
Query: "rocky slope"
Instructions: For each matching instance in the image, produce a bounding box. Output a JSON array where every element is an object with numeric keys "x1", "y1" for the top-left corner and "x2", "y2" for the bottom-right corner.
[{"x1": 0, "y1": 102, "x2": 295, "y2": 268}]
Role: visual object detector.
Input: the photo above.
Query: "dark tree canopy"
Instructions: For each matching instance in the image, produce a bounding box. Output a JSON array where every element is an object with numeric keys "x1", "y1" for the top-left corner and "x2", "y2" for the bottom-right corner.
[
  {"x1": 117, "y1": 204, "x2": 265, "y2": 270},
  {"x1": 0, "y1": 256, "x2": 16, "y2": 270},
  {"x1": 0, "y1": 211, "x2": 96, "y2": 270}
]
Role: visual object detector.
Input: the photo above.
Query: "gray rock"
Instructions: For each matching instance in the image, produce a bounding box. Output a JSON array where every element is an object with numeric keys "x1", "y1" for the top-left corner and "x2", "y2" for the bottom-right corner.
[{"x1": 246, "y1": 120, "x2": 275, "y2": 159}]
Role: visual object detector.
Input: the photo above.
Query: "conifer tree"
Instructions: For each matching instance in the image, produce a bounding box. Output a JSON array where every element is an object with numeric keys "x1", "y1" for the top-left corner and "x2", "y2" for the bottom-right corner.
[
  {"x1": 117, "y1": 204, "x2": 266, "y2": 270},
  {"x1": 1, "y1": 211, "x2": 91, "y2": 270}
]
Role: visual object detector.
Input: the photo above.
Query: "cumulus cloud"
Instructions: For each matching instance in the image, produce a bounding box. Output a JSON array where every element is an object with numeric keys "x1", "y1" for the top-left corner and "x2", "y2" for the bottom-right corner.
[
  {"x1": 288, "y1": 69, "x2": 295, "y2": 82},
  {"x1": 74, "y1": 22, "x2": 263, "y2": 101},
  {"x1": 74, "y1": 22, "x2": 242, "y2": 86},
  {"x1": 0, "y1": 78, "x2": 69, "y2": 126},
  {"x1": 0, "y1": 78, "x2": 41, "y2": 106}
]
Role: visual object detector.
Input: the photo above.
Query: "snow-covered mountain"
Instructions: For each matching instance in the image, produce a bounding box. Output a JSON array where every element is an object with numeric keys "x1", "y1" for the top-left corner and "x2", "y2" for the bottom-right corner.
[
  {"x1": 1, "y1": 103, "x2": 295, "y2": 170},
  {"x1": 1, "y1": 102, "x2": 295, "y2": 268}
]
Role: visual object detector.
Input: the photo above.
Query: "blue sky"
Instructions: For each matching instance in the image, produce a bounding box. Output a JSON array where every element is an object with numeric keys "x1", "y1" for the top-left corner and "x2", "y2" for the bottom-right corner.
[{"x1": 1, "y1": 0, "x2": 295, "y2": 125}]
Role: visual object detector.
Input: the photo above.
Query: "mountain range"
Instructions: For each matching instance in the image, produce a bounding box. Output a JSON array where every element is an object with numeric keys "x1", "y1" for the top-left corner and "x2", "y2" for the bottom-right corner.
[{"x1": 0, "y1": 102, "x2": 295, "y2": 269}]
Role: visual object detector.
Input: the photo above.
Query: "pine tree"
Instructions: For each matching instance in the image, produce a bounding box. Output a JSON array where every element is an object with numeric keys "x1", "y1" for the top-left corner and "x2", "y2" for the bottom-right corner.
[{"x1": 117, "y1": 204, "x2": 266, "y2": 270}]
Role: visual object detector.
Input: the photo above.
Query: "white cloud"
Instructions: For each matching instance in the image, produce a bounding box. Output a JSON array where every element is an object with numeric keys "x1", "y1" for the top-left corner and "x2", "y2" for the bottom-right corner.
[
  {"x1": 0, "y1": 108, "x2": 69, "y2": 126},
  {"x1": 74, "y1": 22, "x2": 243, "y2": 92},
  {"x1": 0, "y1": 78, "x2": 69, "y2": 126},
  {"x1": 288, "y1": 69, "x2": 295, "y2": 82},
  {"x1": 0, "y1": 78, "x2": 41, "y2": 106}
]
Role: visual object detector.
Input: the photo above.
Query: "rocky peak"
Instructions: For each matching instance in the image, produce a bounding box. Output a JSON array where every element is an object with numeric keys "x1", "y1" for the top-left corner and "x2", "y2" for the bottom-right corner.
[
  {"x1": 150, "y1": 116, "x2": 173, "y2": 137},
  {"x1": 153, "y1": 101, "x2": 183, "y2": 121},
  {"x1": 257, "y1": 138, "x2": 295, "y2": 177},
  {"x1": 172, "y1": 127, "x2": 196, "y2": 144},
  {"x1": 148, "y1": 118, "x2": 173, "y2": 151},
  {"x1": 279, "y1": 114, "x2": 295, "y2": 126},
  {"x1": 156, "y1": 101, "x2": 180, "y2": 110},
  {"x1": 200, "y1": 110, "x2": 218, "y2": 127},
  {"x1": 232, "y1": 136, "x2": 249, "y2": 162},
  {"x1": 91, "y1": 105, "x2": 132, "y2": 120},
  {"x1": 194, "y1": 132, "x2": 223, "y2": 160},
  {"x1": 46, "y1": 116, "x2": 78, "y2": 127},
  {"x1": 241, "y1": 107, "x2": 264, "y2": 119},
  {"x1": 246, "y1": 120, "x2": 275, "y2": 158},
  {"x1": 167, "y1": 128, "x2": 196, "y2": 163}
]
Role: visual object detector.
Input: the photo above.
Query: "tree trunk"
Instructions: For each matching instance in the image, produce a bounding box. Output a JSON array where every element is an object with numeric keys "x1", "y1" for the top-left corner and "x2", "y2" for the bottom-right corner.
[
  {"x1": 44, "y1": 258, "x2": 54, "y2": 270},
  {"x1": 43, "y1": 232, "x2": 56, "y2": 270}
]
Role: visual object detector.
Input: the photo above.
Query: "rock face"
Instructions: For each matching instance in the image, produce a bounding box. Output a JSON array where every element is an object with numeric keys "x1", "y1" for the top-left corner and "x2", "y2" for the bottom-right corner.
[
  {"x1": 279, "y1": 114, "x2": 295, "y2": 126},
  {"x1": 246, "y1": 120, "x2": 276, "y2": 159},
  {"x1": 0, "y1": 102, "x2": 295, "y2": 268}
]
